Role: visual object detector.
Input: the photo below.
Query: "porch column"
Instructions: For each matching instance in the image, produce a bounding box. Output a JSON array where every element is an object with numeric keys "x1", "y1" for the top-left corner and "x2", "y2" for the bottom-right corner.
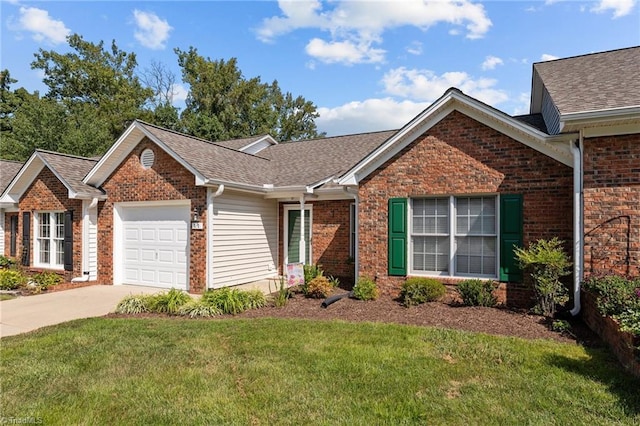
[{"x1": 299, "y1": 195, "x2": 306, "y2": 264}]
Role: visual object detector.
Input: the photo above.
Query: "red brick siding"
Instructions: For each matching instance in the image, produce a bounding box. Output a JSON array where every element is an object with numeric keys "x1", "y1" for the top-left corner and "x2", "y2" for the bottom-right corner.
[
  {"x1": 18, "y1": 168, "x2": 83, "y2": 281},
  {"x1": 97, "y1": 138, "x2": 207, "y2": 293},
  {"x1": 358, "y1": 111, "x2": 574, "y2": 301},
  {"x1": 278, "y1": 200, "x2": 355, "y2": 283},
  {"x1": 583, "y1": 134, "x2": 640, "y2": 278}
]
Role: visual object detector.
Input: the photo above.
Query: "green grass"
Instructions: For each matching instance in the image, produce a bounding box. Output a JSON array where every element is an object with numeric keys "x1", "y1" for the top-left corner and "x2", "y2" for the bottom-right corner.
[
  {"x1": 1, "y1": 318, "x2": 639, "y2": 425},
  {"x1": 0, "y1": 293, "x2": 17, "y2": 301}
]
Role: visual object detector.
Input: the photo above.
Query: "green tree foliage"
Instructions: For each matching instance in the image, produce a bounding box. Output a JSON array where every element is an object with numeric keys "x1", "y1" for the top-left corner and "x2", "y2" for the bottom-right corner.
[
  {"x1": 176, "y1": 47, "x2": 323, "y2": 142},
  {"x1": 30, "y1": 34, "x2": 153, "y2": 155}
]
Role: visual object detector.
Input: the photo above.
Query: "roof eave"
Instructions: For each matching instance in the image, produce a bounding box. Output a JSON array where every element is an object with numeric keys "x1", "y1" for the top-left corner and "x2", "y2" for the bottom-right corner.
[{"x1": 559, "y1": 106, "x2": 640, "y2": 133}]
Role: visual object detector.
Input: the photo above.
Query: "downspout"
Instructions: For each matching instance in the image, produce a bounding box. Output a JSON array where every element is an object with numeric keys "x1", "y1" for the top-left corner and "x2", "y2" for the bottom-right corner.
[
  {"x1": 570, "y1": 134, "x2": 584, "y2": 316},
  {"x1": 206, "y1": 185, "x2": 224, "y2": 289},
  {"x1": 299, "y1": 195, "x2": 306, "y2": 264},
  {"x1": 344, "y1": 187, "x2": 359, "y2": 281}
]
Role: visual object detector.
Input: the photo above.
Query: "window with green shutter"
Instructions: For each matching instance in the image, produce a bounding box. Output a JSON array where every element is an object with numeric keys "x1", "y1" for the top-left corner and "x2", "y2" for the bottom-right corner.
[{"x1": 388, "y1": 198, "x2": 407, "y2": 276}]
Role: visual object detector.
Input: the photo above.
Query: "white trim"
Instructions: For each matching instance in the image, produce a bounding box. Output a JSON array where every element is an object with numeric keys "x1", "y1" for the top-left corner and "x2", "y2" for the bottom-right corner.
[
  {"x1": 581, "y1": 122, "x2": 640, "y2": 138},
  {"x1": 238, "y1": 135, "x2": 278, "y2": 153},
  {"x1": 283, "y1": 204, "x2": 312, "y2": 268},
  {"x1": 33, "y1": 211, "x2": 65, "y2": 270}
]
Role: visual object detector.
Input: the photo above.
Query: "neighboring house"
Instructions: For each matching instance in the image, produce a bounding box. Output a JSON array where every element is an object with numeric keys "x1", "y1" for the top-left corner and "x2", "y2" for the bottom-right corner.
[
  {"x1": 0, "y1": 46, "x2": 637, "y2": 310},
  {"x1": 0, "y1": 159, "x2": 23, "y2": 257}
]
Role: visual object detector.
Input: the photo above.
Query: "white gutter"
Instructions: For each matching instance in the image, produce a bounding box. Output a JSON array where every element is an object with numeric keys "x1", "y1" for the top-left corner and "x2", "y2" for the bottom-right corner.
[
  {"x1": 570, "y1": 133, "x2": 584, "y2": 316},
  {"x1": 344, "y1": 187, "x2": 359, "y2": 281},
  {"x1": 206, "y1": 185, "x2": 225, "y2": 289}
]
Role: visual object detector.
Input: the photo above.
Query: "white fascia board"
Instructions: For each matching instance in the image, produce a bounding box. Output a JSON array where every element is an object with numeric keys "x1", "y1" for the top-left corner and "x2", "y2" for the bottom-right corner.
[
  {"x1": 582, "y1": 122, "x2": 640, "y2": 138},
  {"x1": 559, "y1": 106, "x2": 640, "y2": 133},
  {"x1": 201, "y1": 178, "x2": 266, "y2": 195},
  {"x1": 338, "y1": 89, "x2": 573, "y2": 186},
  {"x1": 84, "y1": 122, "x2": 141, "y2": 186},
  {"x1": 0, "y1": 154, "x2": 44, "y2": 203}
]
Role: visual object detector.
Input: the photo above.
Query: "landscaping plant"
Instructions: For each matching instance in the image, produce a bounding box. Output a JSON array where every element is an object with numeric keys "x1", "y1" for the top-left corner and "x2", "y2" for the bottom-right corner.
[
  {"x1": 305, "y1": 276, "x2": 333, "y2": 299},
  {"x1": 148, "y1": 288, "x2": 191, "y2": 314},
  {"x1": 115, "y1": 295, "x2": 153, "y2": 314},
  {"x1": 201, "y1": 288, "x2": 253, "y2": 315},
  {"x1": 400, "y1": 277, "x2": 446, "y2": 306},
  {"x1": 584, "y1": 275, "x2": 640, "y2": 342},
  {"x1": 178, "y1": 301, "x2": 222, "y2": 318},
  {"x1": 29, "y1": 271, "x2": 62, "y2": 291},
  {"x1": 0, "y1": 255, "x2": 16, "y2": 269},
  {"x1": 514, "y1": 238, "x2": 571, "y2": 317},
  {"x1": 272, "y1": 276, "x2": 290, "y2": 308},
  {"x1": 352, "y1": 276, "x2": 379, "y2": 301},
  {"x1": 0, "y1": 269, "x2": 27, "y2": 290},
  {"x1": 456, "y1": 279, "x2": 497, "y2": 307}
]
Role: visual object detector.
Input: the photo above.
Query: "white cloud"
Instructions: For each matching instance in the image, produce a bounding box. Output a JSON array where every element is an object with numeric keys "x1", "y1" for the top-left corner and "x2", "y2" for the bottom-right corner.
[
  {"x1": 591, "y1": 0, "x2": 637, "y2": 17},
  {"x1": 17, "y1": 6, "x2": 70, "y2": 44},
  {"x1": 305, "y1": 38, "x2": 385, "y2": 65},
  {"x1": 406, "y1": 41, "x2": 423, "y2": 56},
  {"x1": 382, "y1": 67, "x2": 509, "y2": 106},
  {"x1": 317, "y1": 98, "x2": 428, "y2": 135},
  {"x1": 511, "y1": 92, "x2": 531, "y2": 116},
  {"x1": 481, "y1": 55, "x2": 503, "y2": 70},
  {"x1": 133, "y1": 10, "x2": 172, "y2": 50},
  {"x1": 257, "y1": 0, "x2": 492, "y2": 64},
  {"x1": 540, "y1": 53, "x2": 559, "y2": 61},
  {"x1": 172, "y1": 83, "x2": 188, "y2": 104}
]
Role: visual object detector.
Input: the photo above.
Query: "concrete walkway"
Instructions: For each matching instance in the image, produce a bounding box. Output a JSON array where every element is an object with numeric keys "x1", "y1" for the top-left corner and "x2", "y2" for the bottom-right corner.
[{"x1": 0, "y1": 285, "x2": 163, "y2": 338}]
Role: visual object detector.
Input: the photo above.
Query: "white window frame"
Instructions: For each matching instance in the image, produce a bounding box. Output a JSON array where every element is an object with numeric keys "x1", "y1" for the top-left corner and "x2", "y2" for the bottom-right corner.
[
  {"x1": 409, "y1": 195, "x2": 499, "y2": 279},
  {"x1": 34, "y1": 211, "x2": 65, "y2": 269}
]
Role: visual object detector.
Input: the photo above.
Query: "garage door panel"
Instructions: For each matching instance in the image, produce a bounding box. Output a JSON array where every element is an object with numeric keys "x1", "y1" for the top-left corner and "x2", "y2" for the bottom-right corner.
[{"x1": 120, "y1": 205, "x2": 189, "y2": 290}]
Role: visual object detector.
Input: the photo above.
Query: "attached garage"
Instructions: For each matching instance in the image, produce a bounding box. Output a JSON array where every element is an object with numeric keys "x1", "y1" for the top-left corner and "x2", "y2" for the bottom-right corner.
[{"x1": 114, "y1": 202, "x2": 190, "y2": 290}]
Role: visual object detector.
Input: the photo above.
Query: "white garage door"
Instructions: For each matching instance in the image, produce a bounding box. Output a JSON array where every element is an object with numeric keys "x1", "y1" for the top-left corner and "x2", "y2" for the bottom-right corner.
[{"x1": 121, "y1": 205, "x2": 189, "y2": 290}]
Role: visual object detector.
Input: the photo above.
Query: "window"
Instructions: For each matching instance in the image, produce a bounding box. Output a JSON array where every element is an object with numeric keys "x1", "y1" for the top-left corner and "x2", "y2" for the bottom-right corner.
[
  {"x1": 36, "y1": 212, "x2": 65, "y2": 268},
  {"x1": 411, "y1": 196, "x2": 497, "y2": 277}
]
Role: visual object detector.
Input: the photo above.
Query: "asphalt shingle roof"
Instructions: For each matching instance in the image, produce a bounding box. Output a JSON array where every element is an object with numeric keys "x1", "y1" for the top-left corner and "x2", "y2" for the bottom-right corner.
[
  {"x1": 213, "y1": 135, "x2": 266, "y2": 150},
  {"x1": 534, "y1": 46, "x2": 640, "y2": 115},
  {"x1": 513, "y1": 113, "x2": 549, "y2": 134},
  {"x1": 36, "y1": 151, "x2": 104, "y2": 197},
  {"x1": 137, "y1": 121, "x2": 397, "y2": 188},
  {"x1": 0, "y1": 159, "x2": 23, "y2": 194}
]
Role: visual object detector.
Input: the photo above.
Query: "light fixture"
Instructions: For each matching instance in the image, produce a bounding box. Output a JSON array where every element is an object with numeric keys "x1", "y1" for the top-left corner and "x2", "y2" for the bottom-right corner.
[{"x1": 192, "y1": 207, "x2": 200, "y2": 222}]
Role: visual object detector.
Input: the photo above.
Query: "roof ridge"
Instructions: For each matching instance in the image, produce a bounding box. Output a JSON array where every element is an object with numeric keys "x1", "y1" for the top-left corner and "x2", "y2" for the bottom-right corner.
[
  {"x1": 533, "y1": 45, "x2": 640, "y2": 66},
  {"x1": 35, "y1": 149, "x2": 98, "y2": 162},
  {"x1": 295, "y1": 128, "x2": 399, "y2": 143},
  {"x1": 135, "y1": 120, "x2": 272, "y2": 162}
]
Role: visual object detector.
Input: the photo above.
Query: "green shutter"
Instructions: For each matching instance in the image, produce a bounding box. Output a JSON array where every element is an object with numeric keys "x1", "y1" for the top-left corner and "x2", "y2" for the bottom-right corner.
[
  {"x1": 388, "y1": 198, "x2": 407, "y2": 276},
  {"x1": 499, "y1": 194, "x2": 523, "y2": 282}
]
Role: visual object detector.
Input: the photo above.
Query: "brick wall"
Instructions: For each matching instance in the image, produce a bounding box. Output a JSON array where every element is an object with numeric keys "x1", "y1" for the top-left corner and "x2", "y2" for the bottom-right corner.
[
  {"x1": 278, "y1": 200, "x2": 355, "y2": 284},
  {"x1": 583, "y1": 134, "x2": 640, "y2": 278},
  {"x1": 97, "y1": 138, "x2": 207, "y2": 293},
  {"x1": 358, "y1": 111, "x2": 574, "y2": 301},
  {"x1": 18, "y1": 168, "x2": 83, "y2": 281}
]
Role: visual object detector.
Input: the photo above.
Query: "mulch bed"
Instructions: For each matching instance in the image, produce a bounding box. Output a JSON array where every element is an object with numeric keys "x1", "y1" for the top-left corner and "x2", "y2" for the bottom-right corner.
[{"x1": 109, "y1": 289, "x2": 601, "y2": 347}]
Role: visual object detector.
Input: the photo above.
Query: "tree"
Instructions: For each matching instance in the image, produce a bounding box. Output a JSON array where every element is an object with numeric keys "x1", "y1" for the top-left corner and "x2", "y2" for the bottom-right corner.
[
  {"x1": 31, "y1": 34, "x2": 153, "y2": 154},
  {"x1": 141, "y1": 60, "x2": 182, "y2": 132},
  {"x1": 176, "y1": 47, "x2": 322, "y2": 142}
]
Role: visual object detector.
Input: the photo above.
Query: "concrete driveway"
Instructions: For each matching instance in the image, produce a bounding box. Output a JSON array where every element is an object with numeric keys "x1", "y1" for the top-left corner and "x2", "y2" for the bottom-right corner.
[{"x1": 0, "y1": 285, "x2": 163, "y2": 338}]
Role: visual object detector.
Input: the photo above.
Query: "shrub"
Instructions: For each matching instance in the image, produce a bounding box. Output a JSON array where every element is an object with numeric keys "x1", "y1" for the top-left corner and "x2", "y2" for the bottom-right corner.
[
  {"x1": 29, "y1": 271, "x2": 63, "y2": 290},
  {"x1": 514, "y1": 238, "x2": 571, "y2": 317},
  {"x1": 0, "y1": 255, "x2": 16, "y2": 269},
  {"x1": 616, "y1": 308, "x2": 640, "y2": 336},
  {"x1": 178, "y1": 301, "x2": 222, "y2": 318},
  {"x1": 115, "y1": 295, "x2": 153, "y2": 314},
  {"x1": 583, "y1": 275, "x2": 640, "y2": 317},
  {"x1": 305, "y1": 276, "x2": 333, "y2": 299},
  {"x1": 272, "y1": 277, "x2": 291, "y2": 308},
  {"x1": 328, "y1": 275, "x2": 340, "y2": 288},
  {"x1": 551, "y1": 319, "x2": 572, "y2": 334},
  {"x1": 456, "y1": 279, "x2": 497, "y2": 307},
  {"x1": 202, "y1": 288, "x2": 252, "y2": 315},
  {"x1": 0, "y1": 269, "x2": 27, "y2": 290},
  {"x1": 352, "y1": 276, "x2": 379, "y2": 301},
  {"x1": 304, "y1": 264, "x2": 324, "y2": 283},
  {"x1": 148, "y1": 288, "x2": 192, "y2": 314},
  {"x1": 244, "y1": 289, "x2": 267, "y2": 309},
  {"x1": 400, "y1": 277, "x2": 446, "y2": 307}
]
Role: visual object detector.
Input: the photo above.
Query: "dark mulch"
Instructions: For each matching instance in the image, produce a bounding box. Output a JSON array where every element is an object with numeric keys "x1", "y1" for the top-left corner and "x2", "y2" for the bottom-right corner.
[
  {"x1": 238, "y1": 291, "x2": 600, "y2": 346},
  {"x1": 109, "y1": 289, "x2": 601, "y2": 347}
]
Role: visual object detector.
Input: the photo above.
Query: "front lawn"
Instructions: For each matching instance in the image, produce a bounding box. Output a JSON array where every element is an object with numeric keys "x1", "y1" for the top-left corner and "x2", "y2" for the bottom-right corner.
[{"x1": 1, "y1": 318, "x2": 638, "y2": 425}]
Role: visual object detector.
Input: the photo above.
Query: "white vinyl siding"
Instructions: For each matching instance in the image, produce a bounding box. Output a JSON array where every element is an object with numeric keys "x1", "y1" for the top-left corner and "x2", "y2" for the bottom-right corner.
[
  {"x1": 241, "y1": 139, "x2": 272, "y2": 155},
  {"x1": 83, "y1": 200, "x2": 98, "y2": 280},
  {"x1": 410, "y1": 196, "x2": 498, "y2": 278},
  {"x1": 0, "y1": 210, "x2": 4, "y2": 256},
  {"x1": 211, "y1": 191, "x2": 277, "y2": 287}
]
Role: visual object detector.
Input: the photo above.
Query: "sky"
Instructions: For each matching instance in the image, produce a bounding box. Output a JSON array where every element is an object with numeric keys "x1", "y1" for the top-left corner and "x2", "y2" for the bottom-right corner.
[{"x1": 1, "y1": 0, "x2": 639, "y2": 137}]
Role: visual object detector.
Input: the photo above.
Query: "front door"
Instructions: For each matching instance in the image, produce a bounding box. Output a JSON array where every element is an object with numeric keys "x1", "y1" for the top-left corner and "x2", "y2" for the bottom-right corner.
[{"x1": 285, "y1": 207, "x2": 311, "y2": 265}]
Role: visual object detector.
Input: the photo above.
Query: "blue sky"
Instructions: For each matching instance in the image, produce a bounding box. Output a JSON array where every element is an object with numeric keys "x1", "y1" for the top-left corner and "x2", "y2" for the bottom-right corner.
[{"x1": 1, "y1": 0, "x2": 638, "y2": 136}]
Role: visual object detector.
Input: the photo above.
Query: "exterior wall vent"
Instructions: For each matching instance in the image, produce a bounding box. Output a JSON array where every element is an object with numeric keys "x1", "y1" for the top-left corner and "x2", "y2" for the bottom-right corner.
[{"x1": 140, "y1": 148, "x2": 155, "y2": 169}]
